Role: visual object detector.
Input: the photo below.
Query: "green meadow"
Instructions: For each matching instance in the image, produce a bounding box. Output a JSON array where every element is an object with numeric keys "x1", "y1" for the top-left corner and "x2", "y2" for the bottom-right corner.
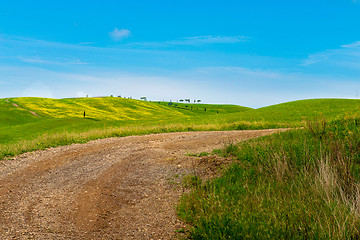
[
  {"x1": 0, "y1": 97, "x2": 253, "y2": 159},
  {"x1": 1, "y1": 97, "x2": 360, "y2": 160},
  {"x1": 2, "y1": 96, "x2": 360, "y2": 239}
]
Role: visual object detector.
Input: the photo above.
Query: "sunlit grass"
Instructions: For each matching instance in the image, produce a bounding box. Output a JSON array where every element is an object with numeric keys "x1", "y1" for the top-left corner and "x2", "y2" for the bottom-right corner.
[
  {"x1": 2, "y1": 97, "x2": 360, "y2": 161},
  {"x1": 0, "y1": 120, "x2": 286, "y2": 159},
  {"x1": 177, "y1": 115, "x2": 360, "y2": 239},
  {"x1": 12, "y1": 97, "x2": 190, "y2": 120},
  {"x1": 12, "y1": 97, "x2": 247, "y2": 120}
]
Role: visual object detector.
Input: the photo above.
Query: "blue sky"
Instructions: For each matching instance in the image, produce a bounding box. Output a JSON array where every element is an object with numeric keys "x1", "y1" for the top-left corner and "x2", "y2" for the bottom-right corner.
[{"x1": 1, "y1": 0, "x2": 360, "y2": 107}]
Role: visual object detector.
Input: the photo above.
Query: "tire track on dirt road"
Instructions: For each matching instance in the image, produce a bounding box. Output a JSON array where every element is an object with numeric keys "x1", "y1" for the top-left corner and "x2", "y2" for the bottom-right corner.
[{"x1": 0, "y1": 129, "x2": 286, "y2": 239}]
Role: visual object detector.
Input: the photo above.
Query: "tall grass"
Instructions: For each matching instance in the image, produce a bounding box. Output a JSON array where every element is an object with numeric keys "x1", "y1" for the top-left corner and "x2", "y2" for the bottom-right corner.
[
  {"x1": 177, "y1": 115, "x2": 360, "y2": 239},
  {"x1": 0, "y1": 120, "x2": 286, "y2": 160}
]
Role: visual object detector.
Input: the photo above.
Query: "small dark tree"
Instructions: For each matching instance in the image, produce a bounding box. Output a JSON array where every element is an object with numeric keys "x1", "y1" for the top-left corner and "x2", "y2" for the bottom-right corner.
[
  {"x1": 140, "y1": 97, "x2": 147, "y2": 101},
  {"x1": 197, "y1": 100, "x2": 201, "y2": 103},
  {"x1": 179, "y1": 99, "x2": 184, "y2": 102},
  {"x1": 185, "y1": 99, "x2": 190, "y2": 103}
]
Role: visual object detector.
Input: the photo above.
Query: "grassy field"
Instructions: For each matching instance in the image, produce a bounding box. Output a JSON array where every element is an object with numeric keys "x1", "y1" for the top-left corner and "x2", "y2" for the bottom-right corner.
[
  {"x1": 1, "y1": 97, "x2": 360, "y2": 160},
  {"x1": 157, "y1": 101, "x2": 252, "y2": 114},
  {"x1": 178, "y1": 115, "x2": 360, "y2": 239},
  {"x1": 0, "y1": 97, "x2": 256, "y2": 159},
  {"x1": 222, "y1": 98, "x2": 360, "y2": 125}
]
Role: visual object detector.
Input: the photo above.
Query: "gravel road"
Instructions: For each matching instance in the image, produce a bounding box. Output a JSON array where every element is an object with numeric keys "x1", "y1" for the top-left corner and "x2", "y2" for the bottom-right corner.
[{"x1": 0, "y1": 129, "x2": 284, "y2": 239}]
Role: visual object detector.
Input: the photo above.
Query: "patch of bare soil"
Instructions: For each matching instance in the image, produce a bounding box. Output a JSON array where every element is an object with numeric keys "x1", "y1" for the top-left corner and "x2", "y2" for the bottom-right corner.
[{"x1": 0, "y1": 129, "x2": 285, "y2": 239}]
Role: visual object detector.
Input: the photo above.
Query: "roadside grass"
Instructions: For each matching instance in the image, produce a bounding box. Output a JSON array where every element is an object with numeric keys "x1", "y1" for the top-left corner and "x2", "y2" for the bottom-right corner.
[
  {"x1": 177, "y1": 114, "x2": 360, "y2": 239},
  {"x1": 0, "y1": 119, "x2": 286, "y2": 159}
]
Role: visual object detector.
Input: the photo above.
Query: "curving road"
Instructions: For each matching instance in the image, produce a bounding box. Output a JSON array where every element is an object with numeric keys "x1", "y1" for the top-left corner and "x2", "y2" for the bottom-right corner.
[{"x1": 0, "y1": 129, "x2": 285, "y2": 239}]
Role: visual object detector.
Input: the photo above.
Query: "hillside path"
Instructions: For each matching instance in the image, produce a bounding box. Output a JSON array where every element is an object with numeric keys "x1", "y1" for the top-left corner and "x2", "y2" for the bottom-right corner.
[
  {"x1": 0, "y1": 129, "x2": 285, "y2": 239},
  {"x1": 5, "y1": 98, "x2": 41, "y2": 117}
]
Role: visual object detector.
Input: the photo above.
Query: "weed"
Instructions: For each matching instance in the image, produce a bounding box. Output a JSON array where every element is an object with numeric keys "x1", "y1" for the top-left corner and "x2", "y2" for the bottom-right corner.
[
  {"x1": 212, "y1": 143, "x2": 239, "y2": 157},
  {"x1": 181, "y1": 174, "x2": 202, "y2": 189},
  {"x1": 175, "y1": 228, "x2": 186, "y2": 233},
  {"x1": 186, "y1": 152, "x2": 210, "y2": 157}
]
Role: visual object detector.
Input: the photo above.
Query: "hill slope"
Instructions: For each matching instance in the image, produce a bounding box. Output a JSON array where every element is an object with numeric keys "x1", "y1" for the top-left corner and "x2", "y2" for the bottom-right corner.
[
  {"x1": 221, "y1": 98, "x2": 360, "y2": 125},
  {"x1": 1, "y1": 97, "x2": 360, "y2": 159},
  {"x1": 257, "y1": 98, "x2": 360, "y2": 121},
  {"x1": 11, "y1": 97, "x2": 250, "y2": 121},
  {"x1": 0, "y1": 97, "x2": 251, "y2": 152}
]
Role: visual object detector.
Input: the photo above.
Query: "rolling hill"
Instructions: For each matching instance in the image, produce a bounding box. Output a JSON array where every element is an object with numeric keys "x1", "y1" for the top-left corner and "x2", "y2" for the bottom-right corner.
[{"x1": 1, "y1": 97, "x2": 360, "y2": 159}]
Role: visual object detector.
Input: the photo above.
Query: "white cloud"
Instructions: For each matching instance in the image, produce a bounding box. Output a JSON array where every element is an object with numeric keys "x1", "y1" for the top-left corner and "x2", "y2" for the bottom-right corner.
[
  {"x1": 75, "y1": 91, "x2": 89, "y2": 98},
  {"x1": 173, "y1": 35, "x2": 248, "y2": 45},
  {"x1": 192, "y1": 66, "x2": 360, "y2": 107},
  {"x1": 17, "y1": 56, "x2": 88, "y2": 65},
  {"x1": 109, "y1": 28, "x2": 131, "y2": 41},
  {"x1": 78, "y1": 42, "x2": 95, "y2": 45},
  {"x1": 341, "y1": 41, "x2": 360, "y2": 48},
  {"x1": 22, "y1": 82, "x2": 55, "y2": 98},
  {"x1": 0, "y1": 34, "x2": 96, "y2": 50},
  {"x1": 131, "y1": 35, "x2": 248, "y2": 48},
  {"x1": 302, "y1": 52, "x2": 331, "y2": 65},
  {"x1": 303, "y1": 40, "x2": 360, "y2": 67},
  {"x1": 18, "y1": 56, "x2": 49, "y2": 64},
  {"x1": 2, "y1": 65, "x2": 360, "y2": 108}
]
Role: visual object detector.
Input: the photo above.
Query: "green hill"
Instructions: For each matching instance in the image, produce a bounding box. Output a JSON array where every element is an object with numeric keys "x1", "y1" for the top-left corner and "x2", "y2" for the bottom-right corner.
[
  {"x1": 220, "y1": 98, "x2": 360, "y2": 126},
  {"x1": 157, "y1": 101, "x2": 252, "y2": 114},
  {"x1": 0, "y1": 97, "x2": 253, "y2": 158},
  {"x1": 11, "y1": 97, "x2": 250, "y2": 120},
  {"x1": 257, "y1": 98, "x2": 360, "y2": 121},
  {"x1": 1, "y1": 97, "x2": 360, "y2": 159}
]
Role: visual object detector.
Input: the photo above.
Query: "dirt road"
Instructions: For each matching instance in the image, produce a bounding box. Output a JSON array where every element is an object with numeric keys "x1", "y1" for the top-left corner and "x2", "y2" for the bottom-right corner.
[{"x1": 0, "y1": 129, "x2": 284, "y2": 239}]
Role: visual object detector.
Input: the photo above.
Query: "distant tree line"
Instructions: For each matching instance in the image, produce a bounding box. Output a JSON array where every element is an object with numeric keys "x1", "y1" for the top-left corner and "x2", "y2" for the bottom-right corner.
[{"x1": 179, "y1": 99, "x2": 201, "y2": 103}]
